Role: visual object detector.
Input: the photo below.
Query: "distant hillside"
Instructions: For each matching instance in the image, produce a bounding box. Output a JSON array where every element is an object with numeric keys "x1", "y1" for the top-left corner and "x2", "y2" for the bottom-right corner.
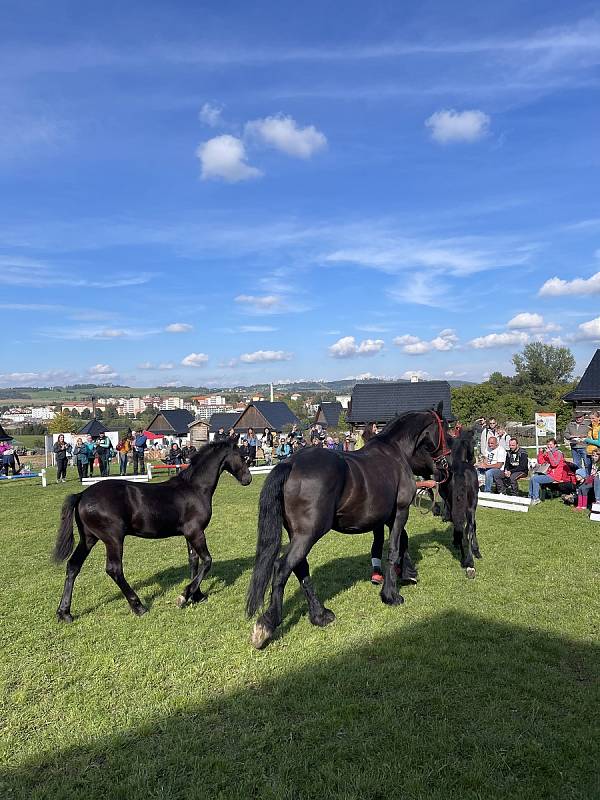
[{"x1": 0, "y1": 377, "x2": 473, "y2": 404}]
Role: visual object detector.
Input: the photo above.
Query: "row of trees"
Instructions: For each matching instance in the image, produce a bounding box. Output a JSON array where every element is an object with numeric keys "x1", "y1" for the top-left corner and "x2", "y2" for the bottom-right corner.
[{"x1": 450, "y1": 343, "x2": 577, "y2": 430}]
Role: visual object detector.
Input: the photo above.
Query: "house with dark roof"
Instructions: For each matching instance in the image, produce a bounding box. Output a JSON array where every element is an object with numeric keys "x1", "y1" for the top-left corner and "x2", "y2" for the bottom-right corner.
[
  {"x1": 146, "y1": 409, "x2": 195, "y2": 438},
  {"x1": 78, "y1": 418, "x2": 108, "y2": 437},
  {"x1": 232, "y1": 401, "x2": 300, "y2": 434},
  {"x1": 347, "y1": 381, "x2": 452, "y2": 427},
  {"x1": 208, "y1": 412, "x2": 242, "y2": 435},
  {"x1": 563, "y1": 349, "x2": 600, "y2": 412},
  {"x1": 314, "y1": 401, "x2": 344, "y2": 429}
]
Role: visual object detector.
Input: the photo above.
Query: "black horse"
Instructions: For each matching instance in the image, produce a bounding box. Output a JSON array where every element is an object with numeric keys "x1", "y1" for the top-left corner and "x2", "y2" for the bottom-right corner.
[
  {"x1": 246, "y1": 406, "x2": 450, "y2": 649},
  {"x1": 53, "y1": 440, "x2": 251, "y2": 622},
  {"x1": 448, "y1": 429, "x2": 481, "y2": 576}
]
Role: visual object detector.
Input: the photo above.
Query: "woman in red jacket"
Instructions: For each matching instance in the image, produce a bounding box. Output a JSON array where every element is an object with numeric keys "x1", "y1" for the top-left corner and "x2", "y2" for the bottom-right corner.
[{"x1": 528, "y1": 438, "x2": 571, "y2": 504}]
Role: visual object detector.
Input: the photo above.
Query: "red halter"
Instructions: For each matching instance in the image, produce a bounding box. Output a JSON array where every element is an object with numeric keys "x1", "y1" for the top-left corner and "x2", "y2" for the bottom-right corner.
[{"x1": 430, "y1": 410, "x2": 451, "y2": 459}]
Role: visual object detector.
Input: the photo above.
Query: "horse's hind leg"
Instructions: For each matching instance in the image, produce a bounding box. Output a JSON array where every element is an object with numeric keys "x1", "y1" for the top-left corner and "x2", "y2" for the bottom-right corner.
[
  {"x1": 252, "y1": 533, "x2": 321, "y2": 648},
  {"x1": 187, "y1": 540, "x2": 199, "y2": 580},
  {"x1": 104, "y1": 540, "x2": 148, "y2": 616},
  {"x1": 177, "y1": 529, "x2": 211, "y2": 606},
  {"x1": 293, "y1": 558, "x2": 335, "y2": 627},
  {"x1": 56, "y1": 535, "x2": 97, "y2": 623}
]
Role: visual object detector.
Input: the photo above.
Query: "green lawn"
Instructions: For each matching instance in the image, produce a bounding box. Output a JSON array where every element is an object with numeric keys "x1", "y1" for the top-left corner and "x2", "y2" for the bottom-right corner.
[{"x1": 0, "y1": 470, "x2": 598, "y2": 799}]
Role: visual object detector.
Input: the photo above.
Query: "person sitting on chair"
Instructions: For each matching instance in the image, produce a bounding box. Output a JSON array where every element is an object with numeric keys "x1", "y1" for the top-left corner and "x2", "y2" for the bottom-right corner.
[
  {"x1": 491, "y1": 437, "x2": 529, "y2": 495},
  {"x1": 528, "y1": 438, "x2": 571, "y2": 505},
  {"x1": 476, "y1": 435, "x2": 507, "y2": 491}
]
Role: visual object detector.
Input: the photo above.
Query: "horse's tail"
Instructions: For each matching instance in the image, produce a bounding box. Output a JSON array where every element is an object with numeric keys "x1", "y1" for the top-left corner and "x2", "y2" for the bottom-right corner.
[
  {"x1": 246, "y1": 461, "x2": 293, "y2": 618},
  {"x1": 53, "y1": 493, "x2": 81, "y2": 563}
]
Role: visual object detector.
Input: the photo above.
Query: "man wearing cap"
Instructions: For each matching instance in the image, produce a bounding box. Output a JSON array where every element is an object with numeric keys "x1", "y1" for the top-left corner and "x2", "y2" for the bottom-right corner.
[{"x1": 564, "y1": 411, "x2": 590, "y2": 474}]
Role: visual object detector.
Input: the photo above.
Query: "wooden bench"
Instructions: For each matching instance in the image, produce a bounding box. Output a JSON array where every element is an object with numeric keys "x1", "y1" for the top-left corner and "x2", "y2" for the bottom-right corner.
[{"x1": 477, "y1": 491, "x2": 531, "y2": 513}]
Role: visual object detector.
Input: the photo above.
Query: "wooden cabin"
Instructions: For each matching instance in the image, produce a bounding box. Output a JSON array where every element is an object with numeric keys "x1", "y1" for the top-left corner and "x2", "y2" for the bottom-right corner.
[{"x1": 347, "y1": 381, "x2": 452, "y2": 429}]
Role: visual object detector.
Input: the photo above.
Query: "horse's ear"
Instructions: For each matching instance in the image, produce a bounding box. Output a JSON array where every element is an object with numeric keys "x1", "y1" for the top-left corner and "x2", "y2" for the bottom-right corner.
[{"x1": 436, "y1": 401, "x2": 443, "y2": 417}]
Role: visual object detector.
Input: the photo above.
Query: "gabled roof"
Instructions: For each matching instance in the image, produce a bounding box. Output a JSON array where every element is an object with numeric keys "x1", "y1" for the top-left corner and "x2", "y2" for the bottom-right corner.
[
  {"x1": 347, "y1": 381, "x2": 452, "y2": 423},
  {"x1": 563, "y1": 349, "x2": 600, "y2": 401},
  {"x1": 78, "y1": 418, "x2": 107, "y2": 437},
  {"x1": 146, "y1": 409, "x2": 195, "y2": 436},
  {"x1": 315, "y1": 401, "x2": 344, "y2": 428},
  {"x1": 0, "y1": 423, "x2": 13, "y2": 441},
  {"x1": 208, "y1": 412, "x2": 242, "y2": 433},
  {"x1": 237, "y1": 401, "x2": 300, "y2": 432}
]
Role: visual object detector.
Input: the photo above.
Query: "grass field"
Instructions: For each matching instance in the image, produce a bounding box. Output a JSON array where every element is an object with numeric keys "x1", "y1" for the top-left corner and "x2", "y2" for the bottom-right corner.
[{"x1": 0, "y1": 470, "x2": 598, "y2": 800}]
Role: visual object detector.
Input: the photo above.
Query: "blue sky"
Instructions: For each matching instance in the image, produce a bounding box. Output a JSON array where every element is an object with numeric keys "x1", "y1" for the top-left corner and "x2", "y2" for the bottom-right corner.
[{"x1": 1, "y1": 0, "x2": 600, "y2": 388}]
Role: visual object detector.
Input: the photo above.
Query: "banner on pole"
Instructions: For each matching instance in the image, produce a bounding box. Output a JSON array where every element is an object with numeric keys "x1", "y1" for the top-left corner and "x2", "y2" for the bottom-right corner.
[{"x1": 535, "y1": 412, "x2": 557, "y2": 437}]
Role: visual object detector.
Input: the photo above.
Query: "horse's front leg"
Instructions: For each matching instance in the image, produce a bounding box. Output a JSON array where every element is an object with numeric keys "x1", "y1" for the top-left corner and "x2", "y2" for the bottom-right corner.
[
  {"x1": 380, "y1": 506, "x2": 409, "y2": 606},
  {"x1": 177, "y1": 529, "x2": 211, "y2": 606}
]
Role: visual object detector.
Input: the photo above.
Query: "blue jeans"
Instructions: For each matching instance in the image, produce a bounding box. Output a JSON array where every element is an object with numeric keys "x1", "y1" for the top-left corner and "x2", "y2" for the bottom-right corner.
[
  {"x1": 484, "y1": 468, "x2": 504, "y2": 492},
  {"x1": 571, "y1": 448, "x2": 590, "y2": 474},
  {"x1": 529, "y1": 473, "x2": 554, "y2": 500}
]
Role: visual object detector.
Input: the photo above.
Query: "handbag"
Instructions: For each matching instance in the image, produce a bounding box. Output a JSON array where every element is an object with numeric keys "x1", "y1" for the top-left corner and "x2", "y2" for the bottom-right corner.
[{"x1": 533, "y1": 462, "x2": 550, "y2": 475}]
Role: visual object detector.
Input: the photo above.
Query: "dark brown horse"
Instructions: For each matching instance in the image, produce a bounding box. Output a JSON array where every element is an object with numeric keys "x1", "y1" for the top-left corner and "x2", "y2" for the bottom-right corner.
[
  {"x1": 53, "y1": 440, "x2": 251, "y2": 622},
  {"x1": 246, "y1": 405, "x2": 450, "y2": 648}
]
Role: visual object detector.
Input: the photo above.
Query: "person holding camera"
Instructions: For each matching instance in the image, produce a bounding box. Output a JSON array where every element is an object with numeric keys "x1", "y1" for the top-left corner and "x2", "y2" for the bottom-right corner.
[
  {"x1": 528, "y1": 438, "x2": 570, "y2": 504},
  {"x1": 53, "y1": 434, "x2": 72, "y2": 483}
]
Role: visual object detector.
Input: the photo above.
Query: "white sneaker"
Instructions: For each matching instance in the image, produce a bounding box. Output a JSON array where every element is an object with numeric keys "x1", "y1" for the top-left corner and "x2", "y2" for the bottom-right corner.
[{"x1": 530, "y1": 498, "x2": 541, "y2": 505}]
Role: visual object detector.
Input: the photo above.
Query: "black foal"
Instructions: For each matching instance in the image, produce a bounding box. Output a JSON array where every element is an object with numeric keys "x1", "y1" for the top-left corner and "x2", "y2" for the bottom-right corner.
[{"x1": 53, "y1": 441, "x2": 251, "y2": 622}]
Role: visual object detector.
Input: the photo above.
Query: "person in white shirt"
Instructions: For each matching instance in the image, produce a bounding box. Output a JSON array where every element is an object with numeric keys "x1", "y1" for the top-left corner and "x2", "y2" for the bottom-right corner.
[{"x1": 476, "y1": 435, "x2": 507, "y2": 491}]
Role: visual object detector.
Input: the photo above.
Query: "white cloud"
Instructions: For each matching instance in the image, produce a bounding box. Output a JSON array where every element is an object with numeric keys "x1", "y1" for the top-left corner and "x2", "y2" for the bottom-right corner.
[
  {"x1": 444, "y1": 370, "x2": 467, "y2": 378},
  {"x1": 239, "y1": 325, "x2": 277, "y2": 333},
  {"x1": 181, "y1": 352, "x2": 209, "y2": 367},
  {"x1": 196, "y1": 135, "x2": 262, "y2": 182},
  {"x1": 239, "y1": 350, "x2": 292, "y2": 363},
  {"x1": 0, "y1": 369, "x2": 74, "y2": 385},
  {"x1": 89, "y1": 363, "x2": 115, "y2": 375},
  {"x1": 199, "y1": 102, "x2": 223, "y2": 127},
  {"x1": 469, "y1": 332, "x2": 530, "y2": 349},
  {"x1": 425, "y1": 109, "x2": 490, "y2": 143},
  {"x1": 234, "y1": 293, "x2": 308, "y2": 315},
  {"x1": 246, "y1": 114, "x2": 327, "y2": 158},
  {"x1": 575, "y1": 317, "x2": 600, "y2": 341},
  {"x1": 329, "y1": 336, "x2": 385, "y2": 359},
  {"x1": 88, "y1": 363, "x2": 118, "y2": 381},
  {"x1": 401, "y1": 370, "x2": 430, "y2": 380},
  {"x1": 138, "y1": 362, "x2": 175, "y2": 370},
  {"x1": 165, "y1": 322, "x2": 193, "y2": 333},
  {"x1": 235, "y1": 294, "x2": 281, "y2": 309},
  {"x1": 539, "y1": 271, "x2": 600, "y2": 297},
  {"x1": 393, "y1": 329, "x2": 459, "y2": 354},
  {"x1": 0, "y1": 255, "x2": 154, "y2": 288},
  {"x1": 506, "y1": 312, "x2": 560, "y2": 332}
]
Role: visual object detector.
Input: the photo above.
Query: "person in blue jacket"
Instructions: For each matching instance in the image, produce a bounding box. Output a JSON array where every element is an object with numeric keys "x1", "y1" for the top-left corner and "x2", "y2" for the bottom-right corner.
[{"x1": 132, "y1": 429, "x2": 148, "y2": 475}]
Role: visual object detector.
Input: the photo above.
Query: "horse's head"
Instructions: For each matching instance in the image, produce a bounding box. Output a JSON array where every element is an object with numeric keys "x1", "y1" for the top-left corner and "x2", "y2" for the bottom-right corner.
[{"x1": 223, "y1": 444, "x2": 252, "y2": 486}]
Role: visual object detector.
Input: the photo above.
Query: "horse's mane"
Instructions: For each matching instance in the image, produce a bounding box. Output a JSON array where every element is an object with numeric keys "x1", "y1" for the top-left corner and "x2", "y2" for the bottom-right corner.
[
  {"x1": 450, "y1": 429, "x2": 476, "y2": 471},
  {"x1": 178, "y1": 440, "x2": 236, "y2": 482},
  {"x1": 375, "y1": 409, "x2": 441, "y2": 447}
]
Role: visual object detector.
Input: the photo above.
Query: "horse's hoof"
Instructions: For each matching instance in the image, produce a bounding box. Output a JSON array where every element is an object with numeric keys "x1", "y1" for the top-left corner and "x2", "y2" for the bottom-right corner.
[
  {"x1": 466, "y1": 567, "x2": 476, "y2": 579},
  {"x1": 190, "y1": 591, "x2": 208, "y2": 604},
  {"x1": 380, "y1": 592, "x2": 405, "y2": 606},
  {"x1": 313, "y1": 608, "x2": 336, "y2": 627},
  {"x1": 133, "y1": 604, "x2": 148, "y2": 616},
  {"x1": 57, "y1": 611, "x2": 73, "y2": 623},
  {"x1": 176, "y1": 594, "x2": 188, "y2": 608},
  {"x1": 250, "y1": 622, "x2": 273, "y2": 649}
]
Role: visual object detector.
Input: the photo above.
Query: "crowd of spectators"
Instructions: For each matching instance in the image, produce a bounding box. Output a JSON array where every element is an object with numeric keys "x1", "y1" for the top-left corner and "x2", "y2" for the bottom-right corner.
[{"x1": 473, "y1": 411, "x2": 600, "y2": 511}]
